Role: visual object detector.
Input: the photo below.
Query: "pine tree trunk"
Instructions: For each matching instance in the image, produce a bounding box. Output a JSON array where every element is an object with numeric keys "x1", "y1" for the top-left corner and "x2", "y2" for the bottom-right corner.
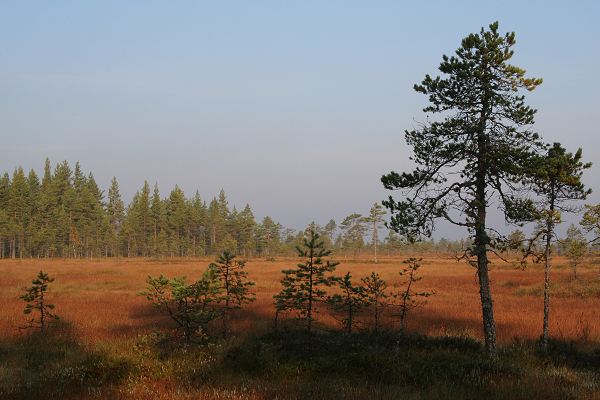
[
  {"x1": 307, "y1": 251, "x2": 314, "y2": 333},
  {"x1": 373, "y1": 220, "x2": 378, "y2": 263},
  {"x1": 347, "y1": 306, "x2": 353, "y2": 334},
  {"x1": 542, "y1": 199, "x2": 554, "y2": 350},
  {"x1": 474, "y1": 95, "x2": 497, "y2": 355},
  {"x1": 476, "y1": 229, "x2": 496, "y2": 355},
  {"x1": 40, "y1": 290, "x2": 45, "y2": 334},
  {"x1": 542, "y1": 231, "x2": 551, "y2": 349}
]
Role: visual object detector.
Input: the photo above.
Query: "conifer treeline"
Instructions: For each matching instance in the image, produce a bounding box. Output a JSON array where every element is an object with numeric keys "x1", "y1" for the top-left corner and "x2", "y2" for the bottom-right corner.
[
  {"x1": 0, "y1": 159, "x2": 285, "y2": 259},
  {"x1": 0, "y1": 159, "x2": 468, "y2": 259}
]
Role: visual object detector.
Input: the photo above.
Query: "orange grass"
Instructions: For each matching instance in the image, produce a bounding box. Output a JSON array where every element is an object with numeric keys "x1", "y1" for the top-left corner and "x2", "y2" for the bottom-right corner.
[{"x1": 1, "y1": 255, "x2": 599, "y2": 345}]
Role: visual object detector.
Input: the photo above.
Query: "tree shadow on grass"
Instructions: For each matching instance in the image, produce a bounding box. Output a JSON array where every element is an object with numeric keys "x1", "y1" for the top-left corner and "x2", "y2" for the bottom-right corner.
[
  {"x1": 0, "y1": 320, "x2": 131, "y2": 400},
  {"x1": 154, "y1": 327, "x2": 600, "y2": 400},
  {"x1": 114, "y1": 299, "x2": 278, "y2": 342},
  {"x1": 117, "y1": 297, "x2": 600, "y2": 400},
  {"x1": 106, "y1": 302, "x2": 173, "y2": 338}
]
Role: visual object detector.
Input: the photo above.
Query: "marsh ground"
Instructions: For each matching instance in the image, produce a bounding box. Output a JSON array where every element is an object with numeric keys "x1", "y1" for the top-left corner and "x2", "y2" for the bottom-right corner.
[{"x1": 1, "y1": 255, "x2": 599, "y2": 399}]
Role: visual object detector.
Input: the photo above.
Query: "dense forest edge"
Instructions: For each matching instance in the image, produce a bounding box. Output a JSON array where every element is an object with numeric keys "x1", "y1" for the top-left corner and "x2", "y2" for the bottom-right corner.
[{"x1": 0, "y1": 158, "x2": 471, "y2": 260}]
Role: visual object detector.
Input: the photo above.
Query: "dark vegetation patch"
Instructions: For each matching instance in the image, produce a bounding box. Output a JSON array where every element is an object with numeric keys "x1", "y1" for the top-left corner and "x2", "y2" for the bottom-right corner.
[
  {"x1": 0, "y1": 330, "x2": 130, "y2": 400},
  {"x1": 127, "y1": 329, "x2": 600, "y2": 400}
]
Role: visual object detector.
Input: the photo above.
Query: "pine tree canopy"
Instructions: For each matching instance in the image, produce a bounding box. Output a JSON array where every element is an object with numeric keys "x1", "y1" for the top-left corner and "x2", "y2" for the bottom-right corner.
[{"x1": 382, "y1": 21, "x2": 545, "y2": 240}]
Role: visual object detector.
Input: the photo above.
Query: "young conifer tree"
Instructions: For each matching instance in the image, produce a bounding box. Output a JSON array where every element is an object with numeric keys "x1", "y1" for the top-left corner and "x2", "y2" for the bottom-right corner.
[
  {"x1": 274, "y1": 228, "x2": 338, "y2": 332},
  {"x1": 523, "y1": 143, "x2": 590, "y2": 348},
  {"x1": 390, "y1": 258, "x2": 432, "y2": 333},
  {"x1": 327, "y1": 272, "x2": 368, "y2": 334},
  {"x1": 563, "y1": 225, "x2": 587, "y2": 280},
  {"x1": 209, "y1": 251, "x2": 255, "y2": 334},
  {"x1": 381, "y1": 22, "x2": 544, "y2": 354},
  {"x1": 361, "y1": 272, "x2": 388, "y2": 332},
  {"x1": 21, "y1": 271, "x2": 59, "y2": 333}
]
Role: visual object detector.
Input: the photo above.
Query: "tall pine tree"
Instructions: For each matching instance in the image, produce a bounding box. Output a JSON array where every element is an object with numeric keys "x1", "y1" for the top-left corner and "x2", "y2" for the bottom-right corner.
[{"x1": 382, "y1": 22, "x2": 544, "y2": 354}]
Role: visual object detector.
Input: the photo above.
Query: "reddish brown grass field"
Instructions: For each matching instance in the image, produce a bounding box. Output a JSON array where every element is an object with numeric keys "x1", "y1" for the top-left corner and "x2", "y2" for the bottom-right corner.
[{"x1": 1, "y1": 255, "x2": 599, "y2": 345}]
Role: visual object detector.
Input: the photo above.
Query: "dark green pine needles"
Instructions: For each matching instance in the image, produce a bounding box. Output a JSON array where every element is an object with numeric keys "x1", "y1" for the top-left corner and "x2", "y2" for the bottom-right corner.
[
  {"x1": 21, "y1": 271, "x2": 59, "y2": 333},
  {"x1": 382, "y1": 22, "x2": 544, "y2": 354},
  {"x1": 274, "y1": 228, "x2": 339, "y2": 332}
]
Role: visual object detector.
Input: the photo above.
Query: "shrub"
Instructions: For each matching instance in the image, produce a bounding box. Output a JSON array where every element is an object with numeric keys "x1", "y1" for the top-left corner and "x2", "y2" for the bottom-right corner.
[{"x1": 142, "y1": 269, "x2": 222, "y2": 342}]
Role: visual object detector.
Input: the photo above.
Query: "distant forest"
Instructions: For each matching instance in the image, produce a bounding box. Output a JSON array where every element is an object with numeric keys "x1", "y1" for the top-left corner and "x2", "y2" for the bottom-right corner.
[{"x1": 0, "y1": 159, "x2": 465, "y2": 259}]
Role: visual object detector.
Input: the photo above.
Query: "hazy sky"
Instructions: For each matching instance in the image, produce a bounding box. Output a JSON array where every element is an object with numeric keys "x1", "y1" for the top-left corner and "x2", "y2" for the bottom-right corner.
[{"x1": 1, "y1": 1, "x2": 599, "y2": 238}]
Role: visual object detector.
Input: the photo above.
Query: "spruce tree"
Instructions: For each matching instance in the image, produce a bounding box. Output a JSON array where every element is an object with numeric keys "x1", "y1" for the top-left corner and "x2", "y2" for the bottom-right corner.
[
  {"x1": 149, "y1": 184, "x2": 167, "y2": 258},
  {"x1": 274, "y1": 229, "x2": 339, "y2": 332},
  {"x1": 166, "y1": 185, "x2": 187, "y2": 257},
  {"x1": 138, "y1": 181, "x2": 152, "y2": 256},
  {"x1": 0, "y1": 173, "x2": 10, "y2": 258},
  {"x1": 189, "y1": 191, "x2": 207, "y2": 257},
  {"x1": 26, "y1": 169, "x2": 40, "y2": 257},
  {"x1": 8, "y1": 167, "x2": 28, "y2": 259},
  {"x1": 381, "y1": 22, "x2": 544, "y2": 354},
  {"x1": 237, "y1": 204, "x2": 256, "y2": 257},
  {"x1": 208, "y1": 197, "x2": 226, "y2": 254},
  {"x1": 51, "y1": 161, "x2": 74, "y2": 257},
  {"x1": 107, "y1": 177, "x2": 125, "y2": 257},
  {"x1": 123, "y1": 182, "x2": 152, "y2": 257},
  {"x1": 37, "y1": 159, "x2": 56, "y2": 257}
]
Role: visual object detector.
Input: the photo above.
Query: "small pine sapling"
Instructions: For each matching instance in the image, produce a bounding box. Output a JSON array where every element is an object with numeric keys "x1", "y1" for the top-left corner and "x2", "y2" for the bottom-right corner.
[
  {"x1": 209, "y1": 251, "x2": 255, "y2": 335},
  {"x1": 563, "y1": 225, "x2": 587, "y2": 280},
  {"x1": 143, "y1": 268, "x2": 222, "y2": 342},
  {"x1": 390, "y1": 258, "x2": 433, "y2": 333},
  {"x1": 273, "y1": 229, "x2": 339, "y2": 332},
  {"x1": 327, "y1": 272, "x2": 369, "y2": 334},
  {"x1": 361, "y1": 272, "x2": 388, "y2": 332},
  {"x1": 524, "y1": 143, "x2": 590, "y2": 349},
  {"x1": 21, "y1": 271, "x2": 59, "y2": 333}
]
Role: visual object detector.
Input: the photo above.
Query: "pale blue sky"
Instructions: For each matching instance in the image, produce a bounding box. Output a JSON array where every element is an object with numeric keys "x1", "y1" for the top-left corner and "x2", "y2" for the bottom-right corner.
[{"x1": 1, "y1": 1, "x2": 598, "y2": 237}]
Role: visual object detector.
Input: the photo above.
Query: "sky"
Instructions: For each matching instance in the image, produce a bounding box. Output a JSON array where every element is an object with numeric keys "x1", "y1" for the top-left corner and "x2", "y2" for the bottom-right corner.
[{"x1": 1, "y1": 1, "x2": 599, "y2": 238}]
